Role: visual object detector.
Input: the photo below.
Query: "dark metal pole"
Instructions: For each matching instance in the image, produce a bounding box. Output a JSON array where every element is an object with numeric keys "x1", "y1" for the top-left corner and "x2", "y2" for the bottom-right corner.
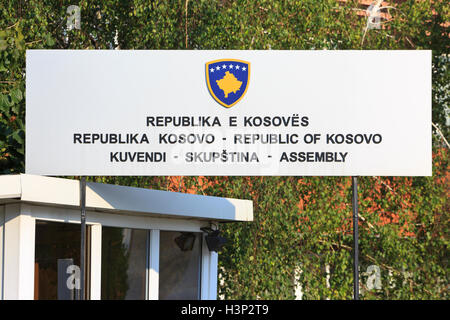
[
  {"x1": 352, "y1": 176, "x2": 359, "y2": 300},
  {"x1": 80, "y1": 176, "x2": 86, "y2": 300}
]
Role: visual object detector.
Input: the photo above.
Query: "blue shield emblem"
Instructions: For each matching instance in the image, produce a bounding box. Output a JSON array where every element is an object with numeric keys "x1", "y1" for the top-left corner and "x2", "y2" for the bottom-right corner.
[{"x1": 206, "y1": 59, "x2": 250, "y2": 108}]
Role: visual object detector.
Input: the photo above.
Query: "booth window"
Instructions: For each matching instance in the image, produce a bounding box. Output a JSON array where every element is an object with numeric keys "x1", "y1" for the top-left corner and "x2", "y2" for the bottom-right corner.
[
  {"x1": 101, "y1": 227, "x2": 147, "y2": 300},
  {"x1": 159, "y1": 231, "x2": 202, "y2": 300},
  {"x1": 34, "y1": 220, "x2": 89, "y2": 300},
  {"x1": 35, "y1": 223, "x2": 204, "y2": 300}
]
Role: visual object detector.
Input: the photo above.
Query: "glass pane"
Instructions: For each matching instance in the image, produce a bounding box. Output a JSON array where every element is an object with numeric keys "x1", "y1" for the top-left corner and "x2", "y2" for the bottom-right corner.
[
  {"x1": 159, "y1": 231, "x2": 202, "y2": 300},
  {"x1": 34, "y1": 220, "x2": 83, "y2": 300},
  {"x1": 101, "y1": 227, "x2": 147, "y2": 300}
]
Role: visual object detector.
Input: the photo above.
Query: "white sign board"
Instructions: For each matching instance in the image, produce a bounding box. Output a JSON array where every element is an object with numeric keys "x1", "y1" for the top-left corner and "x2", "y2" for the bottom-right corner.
[{"x1": 26, "y1": 50, "x2": 431, "y2": 176}]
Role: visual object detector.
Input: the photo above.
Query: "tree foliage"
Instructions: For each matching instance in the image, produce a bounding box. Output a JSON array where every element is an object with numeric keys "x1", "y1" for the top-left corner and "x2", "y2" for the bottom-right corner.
[{"x1": 0, "y1": 0, "x2": 448, "y2": 299}]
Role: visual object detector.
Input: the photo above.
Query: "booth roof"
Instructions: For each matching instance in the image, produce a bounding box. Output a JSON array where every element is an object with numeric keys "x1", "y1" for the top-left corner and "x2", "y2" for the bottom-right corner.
[{"x1": 0, "y1": 174, "x2": 253, "y2": 222}]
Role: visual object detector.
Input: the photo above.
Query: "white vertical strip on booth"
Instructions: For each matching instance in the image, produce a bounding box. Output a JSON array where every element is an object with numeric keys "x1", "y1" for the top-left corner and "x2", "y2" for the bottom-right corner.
[
  {"x1": 148, "y1": 229, "x2": 160, "y2": 300},
  {"x1": 208, "y1": 252, "x2": 218, "y2": 300},
  {"x1": 0, "y1": 205, "x2": 4, "y2": 300},
  {"x1": 90, "y1": 224, "x2": 102, "y2": 300},
  {"x1": 201, "y1": 236, "x2": 218, "y2": 300},
  {"x1": 3, "y1": 204, "x2": 35, "y2": 299},
  {"x1": 200, "y1": 236, "x2": 210, "y2": 300}
]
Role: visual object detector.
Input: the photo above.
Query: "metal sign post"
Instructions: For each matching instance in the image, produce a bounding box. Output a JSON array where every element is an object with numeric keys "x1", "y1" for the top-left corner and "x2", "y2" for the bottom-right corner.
[
  {"x1": 352, "y1": 176, "x2": 359, "y2": 300},
  {"x1": 79, "y1": 176, "x2": 86, "y2": 300}
]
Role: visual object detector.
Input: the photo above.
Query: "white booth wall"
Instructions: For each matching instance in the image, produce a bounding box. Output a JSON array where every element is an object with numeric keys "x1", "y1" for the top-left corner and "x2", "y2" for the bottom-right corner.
[
  {"x1": 0, "y1": 202, "x2": 217, "y2": 300},
  {"x1": 0, "y1": 175, "x2": 253, "y2": 300},
  {"x1": 0, "y1": 205, "x2": 4, "y2": 300}
]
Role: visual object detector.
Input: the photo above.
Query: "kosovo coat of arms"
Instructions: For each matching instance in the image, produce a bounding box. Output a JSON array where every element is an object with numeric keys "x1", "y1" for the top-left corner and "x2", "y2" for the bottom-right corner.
[{"x1": 205, "y1": 59, "x2": 250, "y2": 108}]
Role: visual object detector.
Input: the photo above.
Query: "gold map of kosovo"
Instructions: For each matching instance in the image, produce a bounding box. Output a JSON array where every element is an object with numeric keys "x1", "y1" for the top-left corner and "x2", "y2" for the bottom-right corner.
[{"x1": 216, "y1": 71, "x2": 242, "y2": 98}]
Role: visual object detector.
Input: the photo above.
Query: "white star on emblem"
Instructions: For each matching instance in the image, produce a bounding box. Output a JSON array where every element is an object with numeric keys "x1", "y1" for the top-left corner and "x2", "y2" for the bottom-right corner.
[
  {"x1": 222, "y1": 64, "x2": 227, "y2": 69},
  {"x1": 216, "y1": 66, "x2": 220, "y2": 70},
  {"x1": 235, "y1": 65, "x2": 240, "y2": 70},
  {"x1": 210, "y1": 68, "x2": 214, "y2": 72},
  {"x1": 229, "y1": 64, "x2": 234, "y2": 69},
  {"x1": 242, "y1": 66, "x2": 247, "y2": 71}
]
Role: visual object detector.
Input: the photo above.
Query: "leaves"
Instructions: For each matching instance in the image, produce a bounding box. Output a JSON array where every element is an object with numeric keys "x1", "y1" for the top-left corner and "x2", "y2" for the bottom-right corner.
[{"x1": 0, "y1": 0, "x2": 448, "y2": 299}]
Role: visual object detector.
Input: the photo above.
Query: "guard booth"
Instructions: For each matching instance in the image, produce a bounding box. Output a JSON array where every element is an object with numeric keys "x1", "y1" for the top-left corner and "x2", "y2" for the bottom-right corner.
[{"x1": 0, "y1": 174, "x2": 253, "y2": 300}]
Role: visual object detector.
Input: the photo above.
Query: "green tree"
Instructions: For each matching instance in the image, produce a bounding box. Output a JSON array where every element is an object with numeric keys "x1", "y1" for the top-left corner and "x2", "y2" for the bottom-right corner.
[{"x1": 0, "y1": 0, "x2": 448, "y2": 299}]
